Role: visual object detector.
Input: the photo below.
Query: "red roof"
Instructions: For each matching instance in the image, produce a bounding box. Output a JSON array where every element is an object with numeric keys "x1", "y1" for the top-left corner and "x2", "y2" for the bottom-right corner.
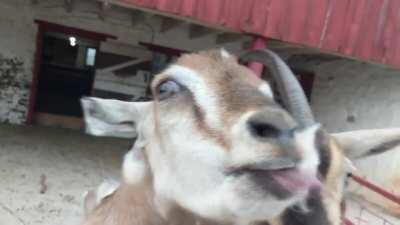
[{"x1": 121, "y1": 0, "x2": 400, "y2": 68}]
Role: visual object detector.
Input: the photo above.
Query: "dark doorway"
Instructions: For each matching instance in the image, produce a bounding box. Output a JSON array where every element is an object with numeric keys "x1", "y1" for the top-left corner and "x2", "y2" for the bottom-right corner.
[
  {"x1": 34, "y1": 32, "x2": 98, "y2": 117},
  {"x1": 27, "y1": 20, "x2": 115, "y2": 127}
]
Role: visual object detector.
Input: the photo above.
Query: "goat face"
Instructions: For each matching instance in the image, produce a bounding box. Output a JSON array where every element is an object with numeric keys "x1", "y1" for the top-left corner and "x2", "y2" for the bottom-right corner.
[{"x1": 81, "y1": 49, "x2": 343, "y2": 224}]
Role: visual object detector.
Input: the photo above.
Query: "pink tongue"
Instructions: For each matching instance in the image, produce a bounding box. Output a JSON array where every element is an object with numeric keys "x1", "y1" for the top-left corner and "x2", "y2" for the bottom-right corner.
[{"x1": 271, "y1": 170, "x2": 321, "y2": 193}]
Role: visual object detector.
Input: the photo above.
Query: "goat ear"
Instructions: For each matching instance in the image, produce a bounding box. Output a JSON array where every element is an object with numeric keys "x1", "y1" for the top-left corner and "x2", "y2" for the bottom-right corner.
[
  {"x1": 122, "y1": 148, "x2": 149, "y2": 185},
  {"x1": 80, "y1": 97, "x2": 151, "y2": 138},
  {"x1": 332, "y1": 129, "x2": 400, "y2": 159}
]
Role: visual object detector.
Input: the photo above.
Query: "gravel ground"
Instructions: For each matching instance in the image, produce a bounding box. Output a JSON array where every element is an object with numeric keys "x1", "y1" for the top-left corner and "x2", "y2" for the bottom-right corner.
[{"x1": 0, "y1": 124, "x2": 131, "y2": 225}]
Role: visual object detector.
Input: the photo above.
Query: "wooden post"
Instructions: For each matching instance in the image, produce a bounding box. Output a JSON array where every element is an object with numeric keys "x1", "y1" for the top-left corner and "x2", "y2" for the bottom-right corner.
[{"x1": 247, "y1": 36, "x2": 267, "y2": 77}]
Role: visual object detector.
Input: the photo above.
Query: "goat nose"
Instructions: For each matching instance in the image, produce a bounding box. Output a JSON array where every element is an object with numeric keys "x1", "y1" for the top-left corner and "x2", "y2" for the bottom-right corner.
[
  {"x1": 247, "y1": 111, "x2": 295, "y2": 139},
  {"x1": 247, "y1": 112, "x2": 301, "y2": 161},
  {"x1": 247, "y1": 120, "x2": 281, "y2": 139},
  {"x1": 246, "y1": 108, "x2": 297, "y2": 138}
]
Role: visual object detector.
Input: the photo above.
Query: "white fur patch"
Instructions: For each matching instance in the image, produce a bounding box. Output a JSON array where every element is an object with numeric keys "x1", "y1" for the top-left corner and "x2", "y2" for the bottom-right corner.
[
  {"x1": 165, "y1": 65, "x2": 221, "y2": 129},
  {"x1": 220, "y1": 48, "x2": 231, "y2": 58},
  {"x1": 83, "y1": 179, "x2": 119, "y2": 215},
  {"x1": 95, "y1": 179, "x2": 119, "y2": 203},
  {"x1": 258, "y1": 83, "x2": 274, "y2": 99},
  {"x1": 122, "y1": 149, "x2": 148, "y2": 184},
  {"x1": 344, "y1": 157, "x2": 357, "y2": 173},
  {"x1": 295, "y1": 124, "x2": 320, "y2": 174}
]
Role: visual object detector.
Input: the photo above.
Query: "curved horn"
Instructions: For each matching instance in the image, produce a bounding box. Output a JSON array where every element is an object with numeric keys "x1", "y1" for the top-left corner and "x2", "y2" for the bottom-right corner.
[{"x1": 240, "y1": 49, "x2": 315, "y2": 127}]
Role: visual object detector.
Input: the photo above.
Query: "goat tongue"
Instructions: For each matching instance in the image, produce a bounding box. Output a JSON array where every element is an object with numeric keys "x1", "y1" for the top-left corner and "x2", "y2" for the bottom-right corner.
[{"x1": 270, "y1": 169, "x2": 321, "y2": 193}]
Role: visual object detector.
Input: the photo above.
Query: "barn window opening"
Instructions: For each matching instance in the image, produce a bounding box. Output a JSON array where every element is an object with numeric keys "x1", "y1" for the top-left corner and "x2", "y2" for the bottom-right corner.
[
  {"x1": 85, "y1": 48, "x2": 97, "y2": 66},
  {"x1": 33, "y1": 31, "x2": 99, "y2": 125}
]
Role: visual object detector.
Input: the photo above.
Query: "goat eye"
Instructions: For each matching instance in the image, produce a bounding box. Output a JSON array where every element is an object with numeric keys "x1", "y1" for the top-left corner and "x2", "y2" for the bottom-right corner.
[{"x1": 158, "y1": 80, "x2": 181, "y2": 99}]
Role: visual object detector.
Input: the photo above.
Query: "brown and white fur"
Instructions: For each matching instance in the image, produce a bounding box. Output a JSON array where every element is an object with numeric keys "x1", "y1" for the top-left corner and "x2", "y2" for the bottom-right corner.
[{"x1": 79, "y1": 49, "x2": 400, "y2": 225}]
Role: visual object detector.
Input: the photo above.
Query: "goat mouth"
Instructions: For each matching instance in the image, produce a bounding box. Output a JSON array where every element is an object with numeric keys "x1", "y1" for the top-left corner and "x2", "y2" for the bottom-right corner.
[
  {"x1": 227, "y1": 166, "x2": 321, "y2": 198},
  {"x1": 225, "y1": 157, "x2": 298, "y2": 176}
]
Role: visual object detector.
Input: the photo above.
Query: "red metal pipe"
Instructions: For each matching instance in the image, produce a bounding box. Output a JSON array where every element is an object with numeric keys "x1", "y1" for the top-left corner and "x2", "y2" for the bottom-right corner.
[
  {"x1": 247, "y1": 36, "x2": 267, "y2": 77},
  {"x1": 349, "y1": 174, "x2": 400, "y2": 205}
]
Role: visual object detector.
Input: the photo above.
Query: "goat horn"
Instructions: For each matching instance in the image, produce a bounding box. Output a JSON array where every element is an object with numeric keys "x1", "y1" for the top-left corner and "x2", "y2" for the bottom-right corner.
[{"x1": 240, "y1": 49, "x2": 315, "y2": 127}]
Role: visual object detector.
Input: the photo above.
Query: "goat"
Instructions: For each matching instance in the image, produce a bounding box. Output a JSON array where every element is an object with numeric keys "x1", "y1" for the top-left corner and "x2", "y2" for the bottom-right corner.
[{"x1": 79, "y1": 49, "x2": 400, "y2": 225}]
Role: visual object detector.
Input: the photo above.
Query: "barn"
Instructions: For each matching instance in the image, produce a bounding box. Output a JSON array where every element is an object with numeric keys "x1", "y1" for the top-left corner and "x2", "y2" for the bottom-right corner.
[{"x1": 0, "y1": 0, "x2": 399, "y2": 224}]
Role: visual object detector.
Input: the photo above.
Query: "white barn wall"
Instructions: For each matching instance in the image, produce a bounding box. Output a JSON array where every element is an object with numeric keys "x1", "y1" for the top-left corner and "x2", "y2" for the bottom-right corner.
[
  {"x1": 311, "y1": 60, "x2": 400, "y2": 132},
  {"x1": 0, "y1": 0, "x2": 242, "y2": 124}
]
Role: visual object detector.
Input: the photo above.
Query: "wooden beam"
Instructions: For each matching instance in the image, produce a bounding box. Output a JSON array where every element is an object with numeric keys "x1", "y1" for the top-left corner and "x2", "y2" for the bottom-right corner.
[
  {"x1": 64, "y1": 0, "x2": 74, "y2": 13},
  {"x1": 287, "y1": 53, "x2": 342, "y2": 73},
  {"x1": 97, "y1": 0, "x2": 237, "y2": 33},
  {"x1": 98, "y1": 1, "x2": 111, "y2": 20},
  {"x1": 139, "y1": 42, "x2": 189, "y2": 56},
  {"x1": 97, "y1": 57, "x2": 152, "y2": 74},
  {"x1": 131, "y1": 10, "x2": 146, "y2": 27},
  {"x1": 100, "y1": 41, "x2": 153, "y2": 59},
  {"x1": 216, "y1": 33, "x2": 243, "y2": 44},
  {"x1": 189, "y1": 25, "x2": 217, "y2": 39},
  {"x1": 241, "y1": 41, "x2": 253, "y2": 49},
  {"x1": 151, "y1": 14, "x2": 164, "y2": 21},
  {"x1": 34, "y1": 19, "x2": 117, "y2": 40},
  {"x1": 160, "y1": 17, "x2": 184, "y2": 33}
]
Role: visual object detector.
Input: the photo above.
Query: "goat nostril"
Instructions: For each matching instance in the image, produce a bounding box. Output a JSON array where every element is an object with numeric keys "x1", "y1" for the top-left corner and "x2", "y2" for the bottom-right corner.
[{"x1": 248, "y1": 121, "x2": 280, "y2": 138}]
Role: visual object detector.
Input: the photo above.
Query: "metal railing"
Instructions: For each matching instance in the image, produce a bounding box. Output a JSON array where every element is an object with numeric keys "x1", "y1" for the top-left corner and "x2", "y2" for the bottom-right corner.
[{"x1": 342, "y1": 174, "x2": 400, "y2": 225}]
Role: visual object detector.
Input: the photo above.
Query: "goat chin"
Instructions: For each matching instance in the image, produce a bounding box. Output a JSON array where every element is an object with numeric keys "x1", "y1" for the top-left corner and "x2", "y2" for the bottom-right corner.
[{"x1": 81, "y1": 181, "x2": 223, "y2": 225}]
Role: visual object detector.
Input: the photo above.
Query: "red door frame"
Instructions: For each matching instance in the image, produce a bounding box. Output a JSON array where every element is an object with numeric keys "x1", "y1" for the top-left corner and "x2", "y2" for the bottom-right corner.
[{"x1": 26, "y1": 20, "x2": 116, "y2": 124}]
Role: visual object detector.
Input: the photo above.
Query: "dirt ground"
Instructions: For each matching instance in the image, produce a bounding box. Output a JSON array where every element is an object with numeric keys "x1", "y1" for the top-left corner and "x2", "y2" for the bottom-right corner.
[
  {"x1": 0, "y1": 124, "x2": 131, "y2": 225},
  {"x1": 0, "y1": 124, "x2": 398, "y2": 225}
]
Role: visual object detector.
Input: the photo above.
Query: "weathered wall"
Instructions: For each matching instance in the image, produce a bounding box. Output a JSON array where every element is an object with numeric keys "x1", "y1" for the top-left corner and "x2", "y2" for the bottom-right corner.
[
  {"x1": 0, "y1": 0, "x2": 242, "y2": 124},
  {"x1": 1, "y1": 0, "x2": 400, "y2": 128},
  {"x1": 310, "y1": 60, "x2": 400, "y2": 132},
  {"x1": 0, "y1": 55, "x2": 30, "y2": 124},
  {"x1": 0, "y1": 1, "x2": 36, "y2": 124}
]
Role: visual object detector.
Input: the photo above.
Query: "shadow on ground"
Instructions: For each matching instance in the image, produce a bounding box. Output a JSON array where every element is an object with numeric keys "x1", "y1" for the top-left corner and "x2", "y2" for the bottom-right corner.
[{"x1": 0, "y1": 124, "x2": 131, "y2": 225}]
